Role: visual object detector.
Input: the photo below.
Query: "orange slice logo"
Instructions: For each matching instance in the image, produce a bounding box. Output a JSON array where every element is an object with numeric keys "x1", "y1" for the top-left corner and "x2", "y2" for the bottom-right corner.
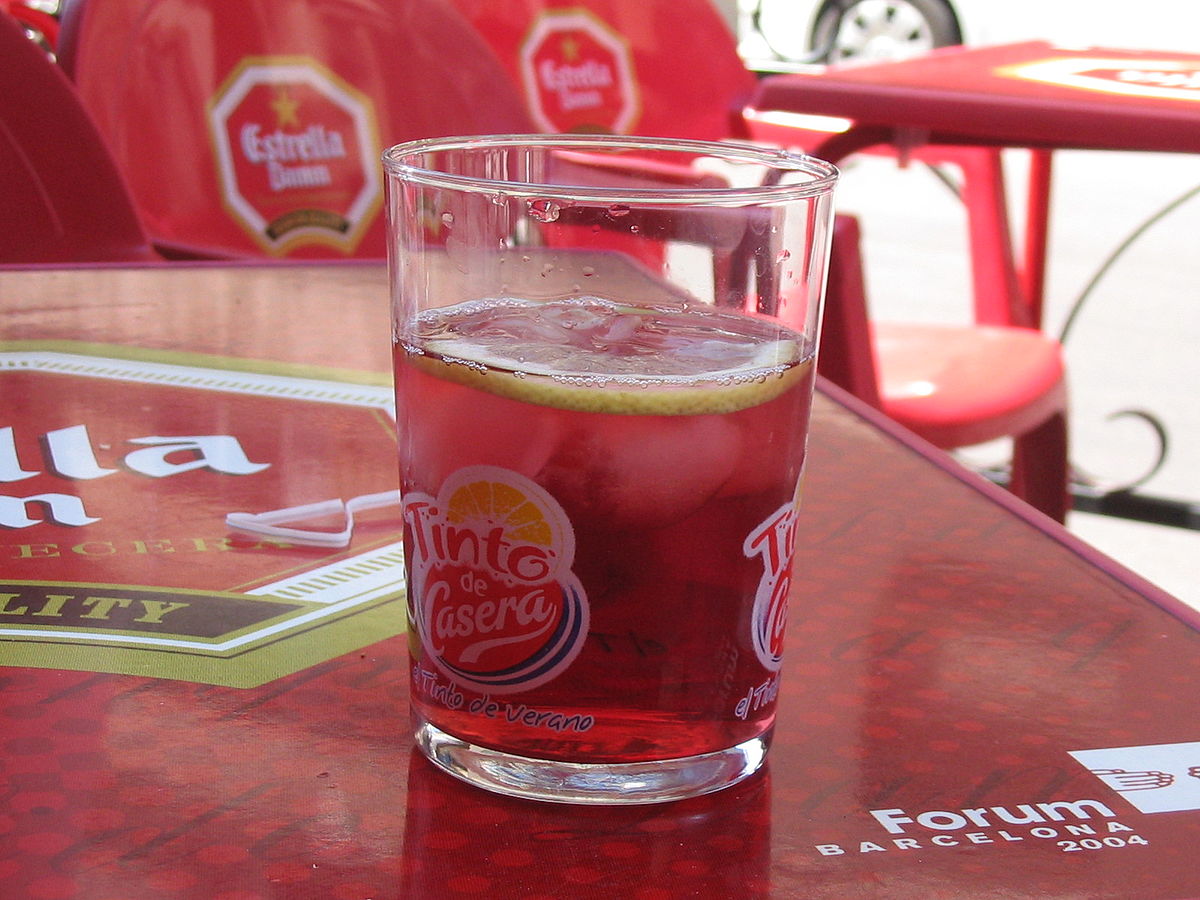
[
  {"x1": 446, "y1": 479, "x2": 555, "y2": 547},
  {"x1": 403, "y1": 466, "x2": 587, "y2": 692}
]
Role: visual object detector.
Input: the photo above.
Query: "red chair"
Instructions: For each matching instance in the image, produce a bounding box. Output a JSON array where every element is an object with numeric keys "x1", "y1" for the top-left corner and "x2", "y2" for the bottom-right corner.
[
  {"x1": 56, "y1": 0, "x2": 536, "y2": 260},
  {"x1": 824, "y1": 215, "x2": 1068, "y2": 520},
  {"x1": 450, "y1": 0, "x2": 1070, "y2": 520},
  {"x1": 0, "y1": 11, "x2": 156, "y2": 264}
]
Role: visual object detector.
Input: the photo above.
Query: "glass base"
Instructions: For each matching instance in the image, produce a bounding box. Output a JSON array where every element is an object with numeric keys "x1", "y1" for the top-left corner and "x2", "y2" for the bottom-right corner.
[{"x1": 413, "y1": 715, "x2": 770, "y2": 805}]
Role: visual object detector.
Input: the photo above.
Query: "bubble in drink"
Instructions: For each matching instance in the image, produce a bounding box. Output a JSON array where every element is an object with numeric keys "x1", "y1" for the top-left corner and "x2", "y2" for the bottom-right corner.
[
  {"x1": 526, "y1": 198, "x2": 562, "y2": 222},
  {"x1": 394, "y1": 297, "x2": 815, "y2": 763}
]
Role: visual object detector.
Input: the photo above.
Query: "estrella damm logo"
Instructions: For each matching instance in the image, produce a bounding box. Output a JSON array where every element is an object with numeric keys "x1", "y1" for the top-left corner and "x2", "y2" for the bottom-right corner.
[
  {"x1": 208, "y1": 57, "x2": 382, "y2": 254},
  {"x1": 403, "y1": 466, "x2": 589, "y2": 693},
  {"x1": 518, "y1": 9, "x2": 639, "y2": 134}
]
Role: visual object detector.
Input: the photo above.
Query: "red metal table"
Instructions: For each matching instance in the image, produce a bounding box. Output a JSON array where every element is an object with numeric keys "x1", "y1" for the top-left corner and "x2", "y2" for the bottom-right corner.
[
  {"x1": 748, "y1": 41, "x2": 1200, "y2": 328},
  {"x1": 1, "y1": 262, "x2": 1198, "y2": 899}
]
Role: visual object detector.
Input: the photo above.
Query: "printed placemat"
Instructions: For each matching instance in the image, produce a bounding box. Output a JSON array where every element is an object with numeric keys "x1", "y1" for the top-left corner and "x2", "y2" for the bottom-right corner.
[{"x1": 0, "y1": 342, "x2": 405, "y2": 687}]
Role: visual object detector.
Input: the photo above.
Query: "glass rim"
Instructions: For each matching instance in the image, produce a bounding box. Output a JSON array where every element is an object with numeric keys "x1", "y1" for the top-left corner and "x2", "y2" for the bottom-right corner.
[{"x1": 381, "y1": 133, "x2": 838, "y2": 204}]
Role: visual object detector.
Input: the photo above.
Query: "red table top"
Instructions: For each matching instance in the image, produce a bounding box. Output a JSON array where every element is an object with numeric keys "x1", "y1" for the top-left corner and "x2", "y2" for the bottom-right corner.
[
  {"x1": 2, "y1": 263, "x2": 1199, "y2": 899},
  {"x1": 751, "y1": 41, "x2": 1200, "y2": 155}
]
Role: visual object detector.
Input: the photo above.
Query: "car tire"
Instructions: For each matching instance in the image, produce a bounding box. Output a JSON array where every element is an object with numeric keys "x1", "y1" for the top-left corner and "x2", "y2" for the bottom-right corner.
[{"x1": 812, "y1": 0, "x2": 961, "y2": 63}]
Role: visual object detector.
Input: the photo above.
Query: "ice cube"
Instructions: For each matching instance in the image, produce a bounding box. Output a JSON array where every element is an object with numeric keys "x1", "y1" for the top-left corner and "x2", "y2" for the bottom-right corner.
[
  {"x1": 537, "y1": 413, "x2": 742, "y2": 530},
  {"x1": 399, "y1": 365, "x2": 564, "y2": 492}
]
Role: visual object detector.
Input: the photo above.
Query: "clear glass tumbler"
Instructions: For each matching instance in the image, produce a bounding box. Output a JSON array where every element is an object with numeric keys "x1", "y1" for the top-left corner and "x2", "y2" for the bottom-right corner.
[{"x1": 383, "y1": 134, "x2": 837, "y2": 804}]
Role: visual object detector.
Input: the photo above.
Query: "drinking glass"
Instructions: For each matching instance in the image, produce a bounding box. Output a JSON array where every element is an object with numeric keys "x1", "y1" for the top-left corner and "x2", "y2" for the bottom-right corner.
[{"x1": 383, "y1": 134, "x2": 837, "y2": 804}]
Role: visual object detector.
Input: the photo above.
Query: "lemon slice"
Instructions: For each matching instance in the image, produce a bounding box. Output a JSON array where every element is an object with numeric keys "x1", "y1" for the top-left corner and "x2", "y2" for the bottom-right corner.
[
  {"x1": 407, "y1": 338, "x2": 810, "y2": 416},
  {"x1": 403, "y1": 297, "x2": 812, "y2": 416}
]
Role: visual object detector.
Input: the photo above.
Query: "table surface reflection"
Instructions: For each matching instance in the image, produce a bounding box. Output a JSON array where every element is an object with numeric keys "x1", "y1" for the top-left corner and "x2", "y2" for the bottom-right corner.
[{"x1": 1, "y1": 262, "x2": 1198, "y2": 899}]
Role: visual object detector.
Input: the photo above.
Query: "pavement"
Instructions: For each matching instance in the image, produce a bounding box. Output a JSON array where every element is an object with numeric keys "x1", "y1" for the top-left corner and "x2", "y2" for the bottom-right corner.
[{"x1": 833, "y1": 149, "x2": 1200, "y2": 610}]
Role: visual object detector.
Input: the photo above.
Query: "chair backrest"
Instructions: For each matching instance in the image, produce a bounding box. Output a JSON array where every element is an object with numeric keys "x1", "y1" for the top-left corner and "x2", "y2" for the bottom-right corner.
[
  {"x1": 0, "y1": 10, "x2": 156, "y2": 264},
  {"x1": 447, "y1": 0, "x2": 757, "y2": 142},
  {"x1": 820, "y1": 214, "x2": 882, "y2": 408},
  {"x1": 57, "y1": 0, "x2": 535, "y2": 260}
]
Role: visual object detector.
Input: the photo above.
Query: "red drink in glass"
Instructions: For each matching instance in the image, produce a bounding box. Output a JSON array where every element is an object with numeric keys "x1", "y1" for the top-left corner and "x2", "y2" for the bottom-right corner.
[{"x1": 395, "y1": 297, "x2": 814, "y2": 769}]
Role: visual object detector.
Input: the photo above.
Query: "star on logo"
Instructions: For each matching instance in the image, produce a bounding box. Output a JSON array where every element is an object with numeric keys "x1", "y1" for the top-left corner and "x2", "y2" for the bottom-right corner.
[
  {"x1": 560, "y1": 34, "x2": 580, "y2": 62},
  {"x1": 270, "y1": 87, "x2": 300, "y2": 128}
]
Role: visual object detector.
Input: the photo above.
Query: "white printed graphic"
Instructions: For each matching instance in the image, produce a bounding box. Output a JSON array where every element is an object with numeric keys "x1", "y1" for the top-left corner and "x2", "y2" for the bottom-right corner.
[
  {"x1": 1070, "y1": 741, "x2": 1200, "y2": 813},
  {"x1": 1004, "y1": 57, "x2": 1200, "y2": 103}
]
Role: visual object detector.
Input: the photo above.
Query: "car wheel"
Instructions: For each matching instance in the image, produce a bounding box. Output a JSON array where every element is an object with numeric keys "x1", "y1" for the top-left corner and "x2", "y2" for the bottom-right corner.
[{"x1": 812, "y1": 0, "x2": 961, "y2": 63}]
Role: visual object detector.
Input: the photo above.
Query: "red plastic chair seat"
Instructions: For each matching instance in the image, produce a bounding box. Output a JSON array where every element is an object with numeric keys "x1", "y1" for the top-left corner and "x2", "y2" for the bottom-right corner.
[
  {"x1": 820, "y1": 214, "x2": 1070, "y2": 521},
  {"x1": 875, "y1": 322, "x2": 1066, "y2": 448}
]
